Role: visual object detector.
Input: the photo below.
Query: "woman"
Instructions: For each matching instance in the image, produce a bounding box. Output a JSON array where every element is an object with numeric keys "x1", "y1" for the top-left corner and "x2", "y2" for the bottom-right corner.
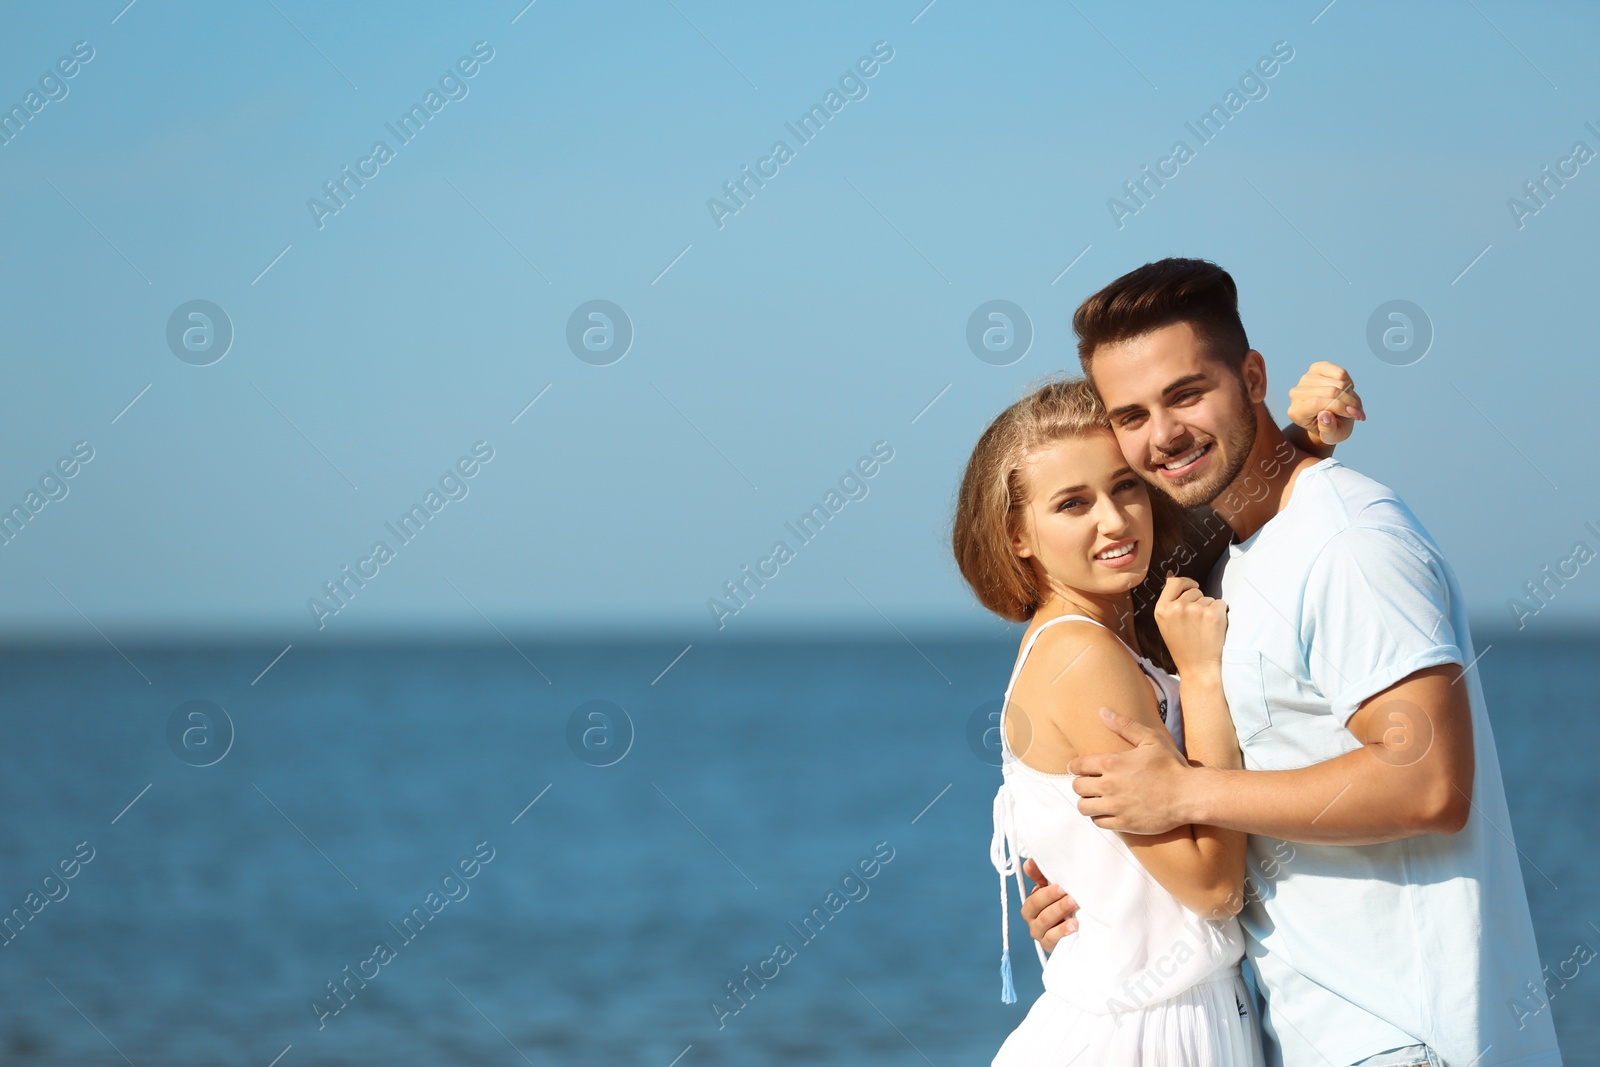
[{"x1": 951, "y1": 365, "x2": 1359, "y2": 1064}]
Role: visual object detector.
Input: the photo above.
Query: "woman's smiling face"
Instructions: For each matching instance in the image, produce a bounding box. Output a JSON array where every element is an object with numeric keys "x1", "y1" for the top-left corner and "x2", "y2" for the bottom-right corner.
[{"x1": 1009, "y1": 429, "x2": 1154, "y2": 599}]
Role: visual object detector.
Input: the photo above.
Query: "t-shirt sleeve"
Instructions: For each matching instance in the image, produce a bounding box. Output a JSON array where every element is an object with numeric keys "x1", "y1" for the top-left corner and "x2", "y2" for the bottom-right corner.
[{"x1": 1300, "y1": 524, "x2": 1465, "y2": 725}]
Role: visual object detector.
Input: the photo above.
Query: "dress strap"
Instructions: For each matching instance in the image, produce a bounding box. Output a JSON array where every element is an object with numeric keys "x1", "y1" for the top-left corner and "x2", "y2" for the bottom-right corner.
[
  {"x1": 989, "y1": 782, "x2": 1050, "y2": 1003},
  {"x1": 1002, "y1": 614, "x2": 1105, "y2": 703},
  {"x1": 1007, "y1": 613, "x2": 1166, "y2": 723}
]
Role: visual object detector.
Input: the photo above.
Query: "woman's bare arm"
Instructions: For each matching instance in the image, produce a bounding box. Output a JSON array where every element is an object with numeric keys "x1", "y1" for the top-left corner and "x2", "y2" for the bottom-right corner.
[
  {"x1": 1029, "y1": 624, "x2": 1246, "y2": 919},
  {"x1": 1153, "y1": 579, "x2": 1242, "y2": 778}
]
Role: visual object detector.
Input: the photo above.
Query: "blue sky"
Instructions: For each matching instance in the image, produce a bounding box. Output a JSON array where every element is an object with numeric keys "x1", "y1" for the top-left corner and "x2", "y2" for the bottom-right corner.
[{"x1": 0, "y1": 0, "x2": 1595, "y2": 642}]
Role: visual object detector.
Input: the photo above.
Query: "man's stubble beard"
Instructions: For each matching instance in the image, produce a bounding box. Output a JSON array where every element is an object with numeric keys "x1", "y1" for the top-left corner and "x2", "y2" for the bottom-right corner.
[{"x1": 1143, "y1": 378, "x2": 1259, "y2": 510}]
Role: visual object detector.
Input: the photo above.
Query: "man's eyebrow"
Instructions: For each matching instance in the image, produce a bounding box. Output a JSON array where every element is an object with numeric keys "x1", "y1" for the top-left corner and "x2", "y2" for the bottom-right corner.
[
  {"x1": 1160, "y1": 373, "x2": 1209, "y2": 396},
  {"x1": 1105, "y1": 374, "x2": 1210, "y2": 420},
  {"x1": 1106, "y1": 400, "x2": 1142, "y2": 421}
]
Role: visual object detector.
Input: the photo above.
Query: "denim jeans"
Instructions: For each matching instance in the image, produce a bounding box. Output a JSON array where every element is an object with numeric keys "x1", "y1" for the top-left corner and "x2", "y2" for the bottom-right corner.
[{"x1": 1349, "y1": 1044, "x2": 1442, "y2": 1067}]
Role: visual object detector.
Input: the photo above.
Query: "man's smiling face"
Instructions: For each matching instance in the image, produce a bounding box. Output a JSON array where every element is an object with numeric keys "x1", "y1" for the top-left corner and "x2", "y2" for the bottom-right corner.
[{"x1": 1087, "y1": 319, "x2": 1265, "y2": 510}]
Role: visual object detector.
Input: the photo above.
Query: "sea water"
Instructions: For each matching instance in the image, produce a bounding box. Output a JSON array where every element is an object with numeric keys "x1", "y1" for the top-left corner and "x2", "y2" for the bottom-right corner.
[{"x1": 0, "y1": 629, "x2": 1591, "y2": 1064}]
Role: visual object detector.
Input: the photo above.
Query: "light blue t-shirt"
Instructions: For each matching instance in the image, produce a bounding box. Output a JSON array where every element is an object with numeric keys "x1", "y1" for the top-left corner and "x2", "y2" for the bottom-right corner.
[{"x1": 1203, "y1": 457, "x2": 1561, "y2": 1067}]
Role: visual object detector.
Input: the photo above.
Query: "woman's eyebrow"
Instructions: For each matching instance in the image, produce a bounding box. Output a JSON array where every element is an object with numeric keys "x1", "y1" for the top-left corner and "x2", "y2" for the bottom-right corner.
[{"x1": 1050, "y1": 468, "x2": 1133, "y2": 500}]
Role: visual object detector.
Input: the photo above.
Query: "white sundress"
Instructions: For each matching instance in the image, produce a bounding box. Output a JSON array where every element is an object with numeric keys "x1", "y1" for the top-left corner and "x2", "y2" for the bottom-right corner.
[{"x1": 987, "y1": 614, "x2": 1266, "y2": 1067}]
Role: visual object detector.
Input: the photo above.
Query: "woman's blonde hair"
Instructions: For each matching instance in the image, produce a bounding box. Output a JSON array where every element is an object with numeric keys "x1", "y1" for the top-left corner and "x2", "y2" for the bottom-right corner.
[{"x1": 951, "y1": 376, "x2": 1188, "y2": 662}]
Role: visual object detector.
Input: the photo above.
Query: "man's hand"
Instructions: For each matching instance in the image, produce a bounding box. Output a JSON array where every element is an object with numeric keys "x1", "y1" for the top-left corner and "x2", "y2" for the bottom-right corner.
[
  {"x1": 1019, "y1": 857, "x2": 1079, "y2": 953},
  {"x1": 1287, "y1": 360, "x2": 1365, "y2": 447},
  {"x1": 1068, "y1": 707, "x2": 1194, "y2": 834}
]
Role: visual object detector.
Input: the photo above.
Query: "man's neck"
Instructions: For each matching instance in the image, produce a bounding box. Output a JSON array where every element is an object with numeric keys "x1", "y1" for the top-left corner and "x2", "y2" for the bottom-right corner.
[{"x1": 1209, "y1": 411, "x2": 1323, "y2": 544}]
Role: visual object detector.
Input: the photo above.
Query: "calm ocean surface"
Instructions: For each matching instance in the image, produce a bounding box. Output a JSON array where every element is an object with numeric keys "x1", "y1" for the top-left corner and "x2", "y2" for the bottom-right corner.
[{"x1": 0, "y1": 630, "x2": 1593, "y2": 1065}]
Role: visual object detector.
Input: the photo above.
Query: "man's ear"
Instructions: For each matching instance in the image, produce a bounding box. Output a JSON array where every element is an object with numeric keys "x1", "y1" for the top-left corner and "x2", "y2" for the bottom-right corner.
[{"x1": 1240, "y1": 349, "x2": 1269, "y2": 404}]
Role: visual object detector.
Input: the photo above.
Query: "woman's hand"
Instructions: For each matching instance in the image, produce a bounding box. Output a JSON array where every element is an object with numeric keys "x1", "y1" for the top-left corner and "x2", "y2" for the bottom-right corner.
[
  {"x1": 1152, "y1": 574, "x2": 1227, "y2": 679},
  {"x1": 1287, "y1": 360, "x2": 1365, "y2": 456}
]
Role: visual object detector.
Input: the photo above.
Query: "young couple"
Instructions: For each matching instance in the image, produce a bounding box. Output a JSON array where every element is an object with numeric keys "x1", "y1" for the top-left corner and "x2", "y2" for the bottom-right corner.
[{"x1": 952, "y1": 259, "x2": 1562, "y2": 1066}]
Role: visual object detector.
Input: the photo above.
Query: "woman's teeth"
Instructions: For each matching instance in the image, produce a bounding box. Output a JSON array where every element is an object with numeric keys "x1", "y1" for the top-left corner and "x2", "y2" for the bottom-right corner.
[{"x1": 1095, "y1": 542, "x2": 1135, "y2": 560}]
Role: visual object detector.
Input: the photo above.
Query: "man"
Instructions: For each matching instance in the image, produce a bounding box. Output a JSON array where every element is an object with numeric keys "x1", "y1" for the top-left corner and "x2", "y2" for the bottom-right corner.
[{"x1": 1018, "y1": 259, "x2": 1560, "y2": 1067}]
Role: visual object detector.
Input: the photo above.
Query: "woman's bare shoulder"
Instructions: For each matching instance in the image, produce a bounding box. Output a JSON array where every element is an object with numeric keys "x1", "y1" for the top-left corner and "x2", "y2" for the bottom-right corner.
[{"x1": 1014, "y1": 621, "x2": 1162, "y2": 739}]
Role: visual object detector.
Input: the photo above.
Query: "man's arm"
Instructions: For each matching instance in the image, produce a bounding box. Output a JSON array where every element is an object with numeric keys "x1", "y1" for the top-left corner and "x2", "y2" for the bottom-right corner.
[
  {"x1": 1071, "y1": 663, "x2": 1473, "y2": 843},
  {"x1": 1031, "y1": 662, "x2": 1470, "y2": 948}
]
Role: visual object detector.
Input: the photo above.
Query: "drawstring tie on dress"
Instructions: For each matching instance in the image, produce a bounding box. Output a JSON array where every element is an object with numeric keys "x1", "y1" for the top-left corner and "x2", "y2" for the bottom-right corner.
[{"x1": 990, "y1": 782, "x2": 1049, "y2": 1004}]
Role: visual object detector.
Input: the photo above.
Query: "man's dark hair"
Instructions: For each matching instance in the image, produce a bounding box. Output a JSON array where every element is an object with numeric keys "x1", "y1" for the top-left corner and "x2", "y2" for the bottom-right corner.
[{"x1": 1072, "y1": 258, "x2": 1250, "y2": 376}]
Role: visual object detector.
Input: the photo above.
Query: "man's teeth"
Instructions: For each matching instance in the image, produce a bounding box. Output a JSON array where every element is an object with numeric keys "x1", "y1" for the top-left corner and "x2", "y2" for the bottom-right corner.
[
  {"x1": 1162, "y1": 446, "x2": 1207, "y2": 470},
  {"x1": 1096, "y1": 543, "x2": 1134, "y2": 560}
]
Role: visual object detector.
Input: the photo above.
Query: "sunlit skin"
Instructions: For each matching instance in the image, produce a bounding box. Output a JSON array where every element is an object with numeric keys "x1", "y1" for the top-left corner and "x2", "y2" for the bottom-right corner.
[
  {"x1": 1004, "y1": 432, "x2": 1152, "y2": 774},
  {"x1": 1008, "y1": 431, "x2": 1156, "y2": 651},
  {"x1": 1018, "y1": 322, "x2": 1476, "y2": 953},
  {"x1": 1004, "y1": 430, "x2": 1251, "y2": 919},
  {"x1": 1088, "y1": 320, "x2": 1316, "y2": 541}
]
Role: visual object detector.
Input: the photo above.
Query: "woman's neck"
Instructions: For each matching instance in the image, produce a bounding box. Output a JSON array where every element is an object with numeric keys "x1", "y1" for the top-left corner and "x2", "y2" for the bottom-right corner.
[{"x1": 1034, "y1": 588, "x2": 1140, "y2": 653}]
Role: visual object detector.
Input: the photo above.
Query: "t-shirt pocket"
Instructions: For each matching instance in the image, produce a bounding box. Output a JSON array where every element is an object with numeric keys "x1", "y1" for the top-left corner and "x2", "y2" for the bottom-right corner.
[{"x1": 1219, "y1": 647, "x2": 1272, "y2": 744}]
